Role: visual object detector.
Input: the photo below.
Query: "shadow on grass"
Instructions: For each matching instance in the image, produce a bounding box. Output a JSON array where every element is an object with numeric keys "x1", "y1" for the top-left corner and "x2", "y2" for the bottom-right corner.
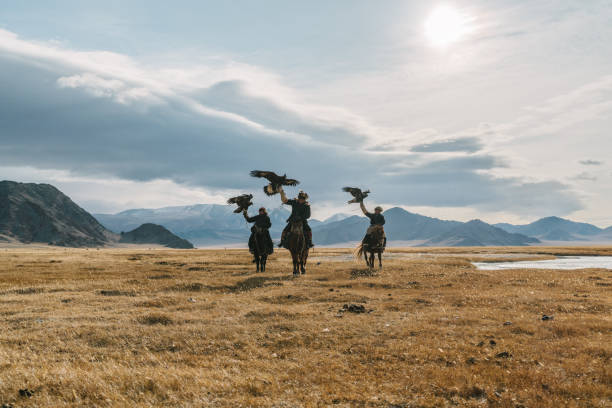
[{"x1": 165, "y1": 276, "x2": 293, "y2": 293}]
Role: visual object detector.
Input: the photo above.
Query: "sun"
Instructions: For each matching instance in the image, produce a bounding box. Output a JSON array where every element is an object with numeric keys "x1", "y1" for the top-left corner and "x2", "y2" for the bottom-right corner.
[{"x1": 424, "y1": 5, "x2": 473, "y2": 47}]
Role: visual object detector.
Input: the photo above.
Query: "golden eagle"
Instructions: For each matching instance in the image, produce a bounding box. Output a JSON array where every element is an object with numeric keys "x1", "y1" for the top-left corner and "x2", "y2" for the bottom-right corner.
[
  {"x1": 227, "y1": 194, "x2": 253, "y2": 213},
  {"x1": 342, "y1": 187, "x2": 370, "y2": 204},
  {"x1": 250, "y1": 170, "x2": 300, "y2": 196}
]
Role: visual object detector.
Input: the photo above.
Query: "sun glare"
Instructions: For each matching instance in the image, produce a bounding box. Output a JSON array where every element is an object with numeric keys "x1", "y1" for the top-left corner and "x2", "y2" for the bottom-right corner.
[{"x1": 424, "y1": 5, "x2": 473, "y2": 47}]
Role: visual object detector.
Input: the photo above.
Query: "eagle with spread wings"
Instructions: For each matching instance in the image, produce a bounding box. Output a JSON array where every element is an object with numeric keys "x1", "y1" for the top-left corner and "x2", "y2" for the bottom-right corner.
[
  {"x1": 227, "y1": 194, "x2": 253, "y2": 213},
  {"x1": 342, "y1": 187, "x2": 370, "y2": 204},
  {"x1": 250, "y1": 170, "x2": 300, "y2": 196}
]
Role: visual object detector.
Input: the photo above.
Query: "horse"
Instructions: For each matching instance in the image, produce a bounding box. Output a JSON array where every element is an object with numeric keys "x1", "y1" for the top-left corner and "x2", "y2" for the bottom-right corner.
[
  {"x1": 250, "y1": 226, "x2": 271, "y2": 272},
  {"x1": 287, "y1": 218, "x2": 309, "y2": 275},
  {"x1": 357, "y1": 225, "x2": 385, "y2": 269}
]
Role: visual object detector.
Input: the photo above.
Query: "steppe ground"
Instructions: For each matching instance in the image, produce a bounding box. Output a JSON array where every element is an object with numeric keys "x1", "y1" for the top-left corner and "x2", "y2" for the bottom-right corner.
[{"x1": 0, "y1": 246, "x2": 611, "y2": 408}]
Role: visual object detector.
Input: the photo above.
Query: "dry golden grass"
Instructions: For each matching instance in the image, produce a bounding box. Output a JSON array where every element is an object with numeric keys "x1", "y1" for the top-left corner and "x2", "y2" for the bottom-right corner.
[{"x1": 0, "y1": 246, "x2": 610, "y2": 407}]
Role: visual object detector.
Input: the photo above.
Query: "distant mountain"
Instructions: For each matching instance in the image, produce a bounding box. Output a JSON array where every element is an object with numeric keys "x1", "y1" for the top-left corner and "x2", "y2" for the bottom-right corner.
[
  {"x1": 312, "y1": 215, "x2": 370, "y2": 245},
  {"x1": 594, "y1": 226, "x2": 612, "y2": 240},
  {"x1": 119, "y1": 223, "x2": 194, "y2": 249},
  {"x1": 383, "y1": 207, "x2": 463, "y2": 240},
  {"x1": 313, "y1": 207, "x2": 463, "y2": 245},
  {"x1": 0, "y1": 180, "x2": 115, "y2": 247},
  {"x1": 313, "y1": 208, "x2": 538, "y2": 247},
  {"x1": 494, "y1": 216, "x2": 603, "y2": 241},
  {"x1": 421, "y1": 219, "x2": 539, "y2": 247},
  {"x1": 323, "y1": 213, "x2": 352, "y2": 223}
]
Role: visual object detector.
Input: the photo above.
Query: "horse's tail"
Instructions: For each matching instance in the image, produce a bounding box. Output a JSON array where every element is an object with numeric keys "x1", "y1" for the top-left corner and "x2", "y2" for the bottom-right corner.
[{"x1": 355, "y1": 242, "x2": 364, "y2": 258}]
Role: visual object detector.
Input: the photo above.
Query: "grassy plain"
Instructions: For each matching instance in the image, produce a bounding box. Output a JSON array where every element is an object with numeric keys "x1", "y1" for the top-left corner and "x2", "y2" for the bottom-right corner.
[{"x1": 0, "y1": 246, "x2": 611, "y2": 407}]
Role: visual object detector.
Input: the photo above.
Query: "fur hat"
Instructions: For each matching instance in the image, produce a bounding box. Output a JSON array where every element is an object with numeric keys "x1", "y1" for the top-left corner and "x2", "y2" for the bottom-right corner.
[
  {"x1": 297, "y1": 190, "x2": 309, "y2": 200},
  {"x1": 374, "y1": 206, "x2": 383, "y2": 212},
  {"x1": 258, "y1": 207, "x2": 267, "y2": 214}
]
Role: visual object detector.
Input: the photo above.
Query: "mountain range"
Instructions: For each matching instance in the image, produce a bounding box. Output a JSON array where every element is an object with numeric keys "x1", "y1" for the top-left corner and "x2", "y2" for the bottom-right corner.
[
  {"x1": 95, "y1": 204, "x2": 612, "y2": 247},
  {"x1": 3, "y1": 180, "x2": 611, "y2": 248},
  {"x1": 494, "y1": 216, "x2": 612, "y2": 242},
  {"x1": 95, "y1": 204, "x2": 545, "y2": 247}
]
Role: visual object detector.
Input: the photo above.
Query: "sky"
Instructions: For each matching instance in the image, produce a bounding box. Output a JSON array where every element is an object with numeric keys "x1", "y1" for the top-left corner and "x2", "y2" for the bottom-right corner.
[{"x1": 1, "y1": 0, "x2": 611, "y2": 226}]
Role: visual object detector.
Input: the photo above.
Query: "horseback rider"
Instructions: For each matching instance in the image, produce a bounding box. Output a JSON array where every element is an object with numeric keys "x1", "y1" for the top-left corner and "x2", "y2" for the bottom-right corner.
[
  {"x1": 243, "y1": 207, "x2": 274, "y2": 255},
  {"x1": 278, "y1": 187, "x2": 314, "y2": 248},
  {"x1": 360, "y1": 201, "x2": 386, "y2": 248}
]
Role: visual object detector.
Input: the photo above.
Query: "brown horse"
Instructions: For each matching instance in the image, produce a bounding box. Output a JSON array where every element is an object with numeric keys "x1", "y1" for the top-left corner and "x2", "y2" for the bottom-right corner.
[
  {"x1": 287, "y1": 218, "x2": 309, "y2": 275},
  {"x1": 357, "y1": 225, "x2": 385, "y2": 269},
  {"x1": 250, "y1": 226, "x2": 271, "y2": 272}
]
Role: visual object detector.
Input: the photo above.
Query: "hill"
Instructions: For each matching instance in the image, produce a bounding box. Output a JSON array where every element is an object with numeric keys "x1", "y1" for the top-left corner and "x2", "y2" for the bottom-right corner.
[
  {"x1": 0, "y1": 180, "x2": 115, "y2": 247},
  {"x1": 119, "y1": 223, "x2": 194, "y2": 249}
]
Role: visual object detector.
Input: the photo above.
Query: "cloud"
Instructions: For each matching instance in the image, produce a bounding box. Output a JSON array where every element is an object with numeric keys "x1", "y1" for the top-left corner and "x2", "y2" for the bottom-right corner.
[
  {"x1": 371, "y1": 156, "x2": 581, "y2": 215},
  {"x1": 57, "y1": 73, "x2": 163, "y2": 106},
  {"x1": 580, "y1": 159, "x2": 603, "y2": 166},
  {"x1": 0, "y1": 29, "x2": 584, "y2": 218},
  {"x1": 410, "y1": 137, "x2": 484, "y2": 153},
  {"x1": 572, "y1": 172, "x2": 597, "y2": 182}
]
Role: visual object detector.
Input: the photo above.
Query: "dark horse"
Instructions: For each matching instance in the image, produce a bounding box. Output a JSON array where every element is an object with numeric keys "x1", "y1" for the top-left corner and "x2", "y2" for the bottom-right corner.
[
  {"x1": 357, "y1": 225, "x2": 385, "y2": 269},
  {"x1": 287, "y1": 218, "x2": 309, "y2": 275},
  {"x1": 250, "y1": 226, "x2": 271, "y2": 272}
]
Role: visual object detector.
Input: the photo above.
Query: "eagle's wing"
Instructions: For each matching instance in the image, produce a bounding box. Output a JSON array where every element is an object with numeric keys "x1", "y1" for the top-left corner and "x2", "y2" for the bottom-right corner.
[
  {"x1": 342, "y1": 187, "x2": 362, "y2": 197},
  {"x1": 283, "y1": 178, "x2": 300, "y2": 186},
  {"x1": 228, "y1": 194, "x2": 252, "y2": 205},
  {"x1": 263, "y1": 185, "x2": 277, "y2": 196},
  {"x1": 250, "y1": 170, "x2": 278, "y2": 182}
]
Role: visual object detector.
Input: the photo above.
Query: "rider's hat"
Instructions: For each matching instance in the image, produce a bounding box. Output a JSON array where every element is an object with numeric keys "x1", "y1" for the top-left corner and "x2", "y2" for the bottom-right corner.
[
  {"x1": 259, "y1": 207, "x2": 267, "y2": 213},
  {"x1": 374, "y1": 206, "x2": 383, "y2": 212},
  {"x1": 297, "y1": 190, "x2": 309, "y2": 200}
]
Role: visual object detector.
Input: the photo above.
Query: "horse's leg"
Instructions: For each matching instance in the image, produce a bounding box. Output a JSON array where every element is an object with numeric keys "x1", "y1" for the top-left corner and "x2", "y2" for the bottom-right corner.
[
  {"x1": 301, "y1": 248, "x2": 308, "y2": 274},
  {"x1": 255, "y1": 254, "x2": 260, "y2": 272},
  {"x1": 292, "y1": 251, "x2": 299, "y2": 275},
  {"x1": 363, "y1": 248, "x2": 369, "y2": 267},
  {"x1": 300, "y1": 252, "x2": 305, "y2": 274},
  {"x1": 369, "y1": 252, "x2": 374, "y2": 268},
  {"x1": 262, "y1": 254, "x2": 267, "y2": 272},
  {"x1": 378, "y1": 251, "x2": 382, "y2": 269}
]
